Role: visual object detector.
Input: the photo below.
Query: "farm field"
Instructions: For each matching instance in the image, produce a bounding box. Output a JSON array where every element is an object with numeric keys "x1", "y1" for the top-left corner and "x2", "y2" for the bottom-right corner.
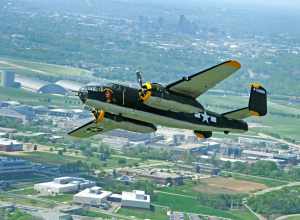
[{"x1": 159, "y1": 177, "x2": 268, "y2": 196}]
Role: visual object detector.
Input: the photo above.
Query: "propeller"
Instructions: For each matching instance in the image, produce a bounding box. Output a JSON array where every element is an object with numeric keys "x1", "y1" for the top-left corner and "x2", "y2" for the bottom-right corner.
[
  {"x1": 136, "y1": 71, "x2": 143, "y2": 88},
  {"x1": 136, "y1": 70, "x2": 152, "y2": 102}
]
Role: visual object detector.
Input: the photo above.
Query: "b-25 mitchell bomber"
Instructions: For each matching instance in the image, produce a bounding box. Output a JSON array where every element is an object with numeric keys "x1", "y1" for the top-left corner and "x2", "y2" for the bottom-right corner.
[{"x1": 69, "y1": 60, "x2": 267, "y2": 139}]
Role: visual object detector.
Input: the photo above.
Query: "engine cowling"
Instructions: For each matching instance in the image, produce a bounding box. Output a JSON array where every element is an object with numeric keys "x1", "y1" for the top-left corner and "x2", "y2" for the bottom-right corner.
[{"x1": 194, "y1": 131, "x2": 212, "y2": 139}]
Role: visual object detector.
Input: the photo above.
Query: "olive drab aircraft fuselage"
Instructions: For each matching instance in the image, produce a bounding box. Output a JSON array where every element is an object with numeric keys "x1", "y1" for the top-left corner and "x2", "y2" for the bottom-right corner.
[{"x1": 69, "y1": 60, "x2": 267, "y2": 139}]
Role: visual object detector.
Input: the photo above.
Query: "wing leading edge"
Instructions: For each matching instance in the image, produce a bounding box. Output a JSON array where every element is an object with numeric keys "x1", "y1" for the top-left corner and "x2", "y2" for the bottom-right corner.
[{"x1": 166, "y1": 60, "x2": 241, "y2": 98}]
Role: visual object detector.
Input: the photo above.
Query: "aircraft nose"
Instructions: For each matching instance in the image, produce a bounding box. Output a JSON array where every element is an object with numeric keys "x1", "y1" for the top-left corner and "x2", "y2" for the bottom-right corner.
[{"x1": 78, "y1": 87, "x2": 88, "y2": 103}]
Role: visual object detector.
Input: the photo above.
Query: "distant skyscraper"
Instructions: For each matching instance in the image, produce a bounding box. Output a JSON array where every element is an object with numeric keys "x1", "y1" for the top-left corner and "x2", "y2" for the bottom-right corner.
[
  {"x1": 1, "y1": 70, "x2": 16, "y2": 88},
  {"x1": 177, "y1": 15, "x2": 196, "y2": 34}
]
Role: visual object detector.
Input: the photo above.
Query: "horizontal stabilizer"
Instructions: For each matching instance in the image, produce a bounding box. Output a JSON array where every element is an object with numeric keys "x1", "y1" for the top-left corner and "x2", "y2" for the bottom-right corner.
[{"x1": 223, "y1": 83, "x2": 267, "y2": 120}]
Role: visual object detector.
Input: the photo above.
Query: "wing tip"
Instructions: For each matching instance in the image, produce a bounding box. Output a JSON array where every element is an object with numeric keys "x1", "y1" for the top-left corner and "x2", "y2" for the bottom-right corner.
[{"x1": 226, "y1": 60, "x2": 241, "y2": 69}]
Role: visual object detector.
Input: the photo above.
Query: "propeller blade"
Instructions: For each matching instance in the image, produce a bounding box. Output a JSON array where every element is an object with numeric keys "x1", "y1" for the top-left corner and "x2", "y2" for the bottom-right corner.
[{"x1": 136, "y1": 71, "x2": 143, "y2": 88}]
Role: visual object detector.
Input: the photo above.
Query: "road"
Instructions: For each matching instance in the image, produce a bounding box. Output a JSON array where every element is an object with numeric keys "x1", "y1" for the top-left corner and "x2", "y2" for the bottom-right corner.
[
  {"x1": 253, "y1": 182, "x2": 300, "y2": 196},
  {"x1": 258, "y1": 133, "x2": 300, "y2": 149},
  {"x1": 275, "y1": 214, "x2": 300, "y2": 220}
]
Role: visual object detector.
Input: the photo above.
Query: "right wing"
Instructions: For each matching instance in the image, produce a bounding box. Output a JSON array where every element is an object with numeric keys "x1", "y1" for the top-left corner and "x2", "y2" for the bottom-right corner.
[{"x1": 166, "y1": 60, "x2": 241, "y2": 98}]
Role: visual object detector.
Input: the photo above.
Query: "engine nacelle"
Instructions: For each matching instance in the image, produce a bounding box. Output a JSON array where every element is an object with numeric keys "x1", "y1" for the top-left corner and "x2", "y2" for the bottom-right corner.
[
  {"x1": 139, "y1": 83, "x2": 203, "y2": 113},
  {"x1": 194, "y1": 131, "x2": 212, "y2": 139}
]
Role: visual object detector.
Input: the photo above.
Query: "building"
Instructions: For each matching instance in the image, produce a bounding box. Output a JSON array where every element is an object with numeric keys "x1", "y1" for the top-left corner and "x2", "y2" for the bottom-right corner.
[
  {"x1": 108, "y1": 193, "x2": 122, "y2": 202},
  {"x1": 55, "y1": 80, "x2": 84, "y2": 93},
  {"x1": 0, "y1": 108, "x2": 27, "y2": 123},
  {"x1": 120, "y1": 168, "x2": 186, "y2": 185},
  {"x1": 0, "y1": 138, "x2": 23, "y2": 151},
  {"x1": 0, "y1": 157, "x2": 34, "y2": 176},
  {"x1": 73, "y1": 186, "x2": 112, "y2": 207},
  {"x1": 49, "y1": 109, "x2": 73, "y2": 117},
  {"x1": 170, "y1": 211, "x2": 185, "y2": 220},
  {"x1": 34, "y1": 177, "x2": 95, "y2": 195},
  {"x1": 15, "y1": 75, "x2": 67, "y2": 95},
  {"x1": 0, "y1": 70, "x2": 20, "y2": 88},
  {"x1": 242, "y1": 150, "x2": 273, "y2": 160},
  {"x1": 121, "y1": 190, "x2": 150, "y2": 209},
  {"x1": 194, "y1": 162, "x2": 220, "y2": 176}
]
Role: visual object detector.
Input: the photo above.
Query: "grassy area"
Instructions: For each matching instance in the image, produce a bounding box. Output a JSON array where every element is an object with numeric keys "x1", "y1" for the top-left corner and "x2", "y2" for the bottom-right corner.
[
  {"x1": 7, "y1": 209, "x2": 35, "y2": 220},
  {"x1": 118, "y1": 206, "x2": 169, "y2": 220},
  {"x1": 0, "y1": 192, "x2": 55, "y2": 208},
  {"x1": 154, "y1": 192, "x2": 259, "y2": 220},
  {"x1": 9, "y1": 187, "x2": 39, "y2": 196},
  {"x1": 228, "y1": 173, "x2": 288, "y2": 187},
  {"x1": 13, "y1": 151, "x2": 80, "y2": 165},
  {"x1": 230, "y1": 210, "x2": 258, "y2": 220},
  {"x1": 285, "y1": 216, "x2": 300, "y2": 220},
  {"x1": 0, "y1": 86, "x2": 79, "y2": 107},
  {"x1": 0, "y1": 57, "x2": 92, "y2": 78},
  {"x1": 158, "y1": 176, "x2": 268, "y2": 197},
  {"x1": 154, "y1": 193, "x2": 237, "y2": 219},
  {"x1": 40, "y1": 193, "x2": 73, "y2": 203},
  {"x1": 79, "y1": 210, "x2": 122, "y2": 219}
]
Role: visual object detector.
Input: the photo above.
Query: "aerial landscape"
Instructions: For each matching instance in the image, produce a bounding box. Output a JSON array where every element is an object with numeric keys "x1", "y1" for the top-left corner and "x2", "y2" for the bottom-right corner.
[{"x1": 0, "y1": 0, "x2": 300, "y2": 220}]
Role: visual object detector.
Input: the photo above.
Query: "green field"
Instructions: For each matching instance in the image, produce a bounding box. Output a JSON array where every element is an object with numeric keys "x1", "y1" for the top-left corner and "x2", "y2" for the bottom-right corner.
[
  {"x1": 226, "y1": 173, "x2": 288, "y2": 187},
  {"x1": 153, "y1": 193, "x2": 256, "y2": 220},
  {"x1": 0, "y1": 86, "x2": 79, "y2": 107},
  {"x1": 18, "y1": 151, "x2": 80, "y2": 165},
  {"x1": 0, "y1": 57, "x2": 92, "y2": 79},
  {"x1": 6, "y1": 209, "x2": 35, "y2": 220},
  {"x1": 9, "y1": 187, "x2": 38, "y2": 196},
  {"x1": 118, "y1": 206, "x2": 169, "y2": 220},
  {"x1": 285, "y1": 216, "x2": 300, "y2": 220},
  {"x1": 40, "y1": 193, "x2": 73, "y2": 203},
  {"x1": 0, "y1": 192, "x2": 55, "y2": 208}
]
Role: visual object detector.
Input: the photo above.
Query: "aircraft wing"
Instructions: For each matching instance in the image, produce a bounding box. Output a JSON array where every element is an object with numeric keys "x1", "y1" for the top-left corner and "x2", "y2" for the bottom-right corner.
[
  {"x1": 166, "y1": 60, "x2": 241, "y2": 98},
  {"x1": 68, "y1": 119, "x2": 117, "y2": 138},
  {"x1": 69, "y1": 113, "x2": 156, "y2": 138}
]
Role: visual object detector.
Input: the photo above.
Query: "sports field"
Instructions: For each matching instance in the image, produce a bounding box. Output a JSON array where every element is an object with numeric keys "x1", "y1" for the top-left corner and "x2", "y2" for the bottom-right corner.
[{"x1": 198, "y1": 177, "x2": 267, "y2": 194}]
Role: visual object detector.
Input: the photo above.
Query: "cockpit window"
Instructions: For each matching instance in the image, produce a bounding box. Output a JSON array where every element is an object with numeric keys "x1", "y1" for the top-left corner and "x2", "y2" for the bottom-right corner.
[{"x1": 152, "y1": 83, "x2": 164, "y2": 92}]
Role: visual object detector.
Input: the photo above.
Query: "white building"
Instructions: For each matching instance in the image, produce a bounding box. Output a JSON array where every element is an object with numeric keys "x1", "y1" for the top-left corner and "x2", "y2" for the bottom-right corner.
[
  {"x1": 73, "y1": 186, "x2": 112, "y2": 206},
  {"x1": 121, "y1": 190, "x2": 150, "y2": 209},
  {"x1": 0, "y1": 138, "x2": 23, "y2": 151},
  {"x1": 34, "y1": 177, "x2": 95, "y2": 195}
]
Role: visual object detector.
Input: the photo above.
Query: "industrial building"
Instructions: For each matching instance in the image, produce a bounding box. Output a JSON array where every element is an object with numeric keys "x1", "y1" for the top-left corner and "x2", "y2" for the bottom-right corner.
[
  {"x1": 119, "y1": 168, "x2": 185, "y2": 185},
  {"x1": 73, "y1": 186, "x2": 112, "y2": 207},
  {"x1": 121, "y1": 190, "x2": 150, "y2": 209},
  {"x1": 34, "y1": 177, "x2": 95, "y2": 195},
  {"x1": 15, "y1": 75, "x2": 67, "y2": 95},
  {"x1": 0, "y1": 108, "x2": 27, "y2": 123},
  {"x1": 0, "y1": 157, "x2": 34, "y2": 176},
  {"x1": 0, "y1": 138, "x2": 23, "y2": 151}
]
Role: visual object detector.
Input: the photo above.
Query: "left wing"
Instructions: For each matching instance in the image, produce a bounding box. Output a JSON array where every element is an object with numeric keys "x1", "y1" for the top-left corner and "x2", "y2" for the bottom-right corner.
[
  {"x1": 68, "y1": 119, "x2": 116, "y2": 138},
  {"x1": 69, "y1": 113, "x2": 156, "y2": 138},
  {"x1": 166, "y1": 60, "x2": 241, "y2": 98}
]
